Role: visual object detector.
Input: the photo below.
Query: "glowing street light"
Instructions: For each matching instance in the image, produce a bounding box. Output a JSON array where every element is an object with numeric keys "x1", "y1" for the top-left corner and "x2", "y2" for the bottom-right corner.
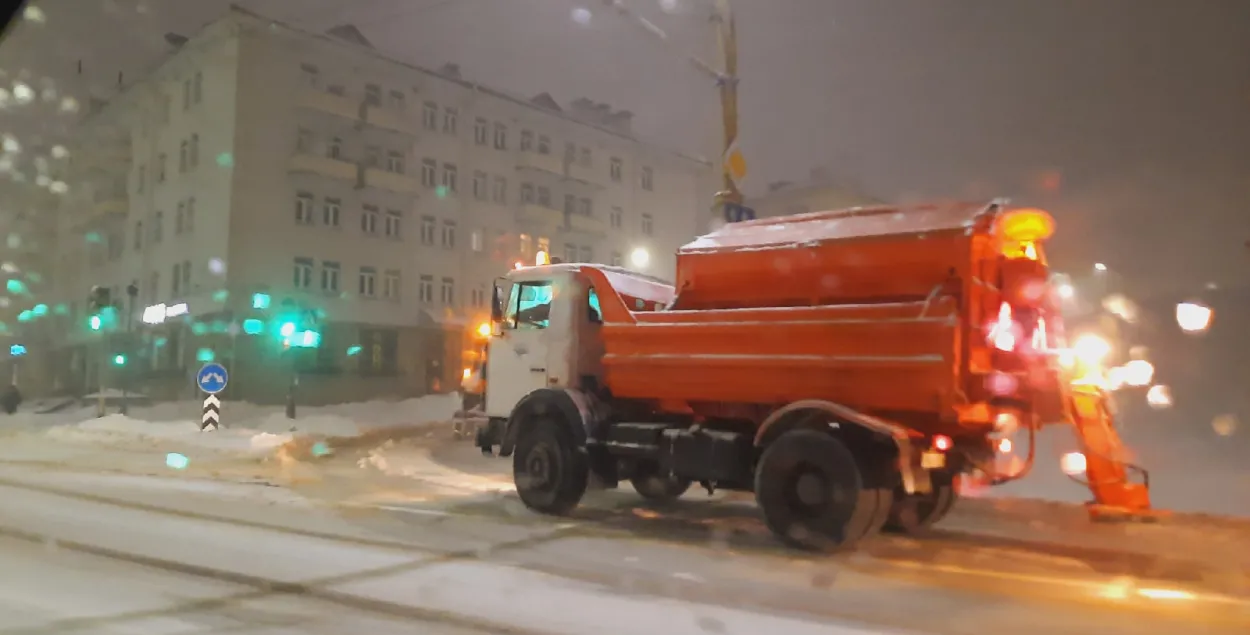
[
  {"x1": 1056, "y1": 282, "x2": 1075, "y2": 300},
  {"x1": 629, "y1": 247, "x2": 650, "y2": 269},
  {"x1": 1094, "y1": 262, "x2": 1108, "y2": 272},
  {"x1": 1175, "y1": 302, "x2": 1212, "y2": 333}
]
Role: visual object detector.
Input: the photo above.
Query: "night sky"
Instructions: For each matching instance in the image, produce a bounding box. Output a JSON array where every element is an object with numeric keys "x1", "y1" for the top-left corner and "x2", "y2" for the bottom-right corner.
[{"x1": 3, "y1": 0, "x2": 1249, "y2": 297}]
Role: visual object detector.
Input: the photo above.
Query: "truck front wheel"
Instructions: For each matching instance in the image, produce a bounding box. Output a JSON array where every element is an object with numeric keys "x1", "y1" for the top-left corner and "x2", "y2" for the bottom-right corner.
[
  {"x1": 512, "y1": 418, "x2": 589, "y2": 515},
  {"x1": 755, "y1": 430, "x2": 879, "y2": 551}
]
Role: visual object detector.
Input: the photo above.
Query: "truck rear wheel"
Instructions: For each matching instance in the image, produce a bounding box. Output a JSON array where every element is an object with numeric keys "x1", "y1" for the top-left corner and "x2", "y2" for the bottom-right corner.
[
  {"x1": 512, "y1": 418, "x2": 589, "y2": 515},
  {"x1": 883, "y1": 470, "x2": 957, "y2": 534},
  {"x1": 754, "y1": 430, "x2": 880, "y2": 551}
]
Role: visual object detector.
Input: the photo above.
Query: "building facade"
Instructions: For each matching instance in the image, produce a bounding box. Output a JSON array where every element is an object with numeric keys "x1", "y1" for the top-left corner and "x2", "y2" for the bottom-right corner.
[{"x1": 41, "y1": 8, "x2": 712, "y2": 403}]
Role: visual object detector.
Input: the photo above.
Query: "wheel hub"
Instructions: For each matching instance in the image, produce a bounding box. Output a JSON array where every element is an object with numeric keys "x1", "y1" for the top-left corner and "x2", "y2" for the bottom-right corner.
[
  {"x1": 526, "y1": 443, "x2": 556, "y2": 488},
  {"x1": 794, "y1": 469, "x2": 828, "y2": 508}
]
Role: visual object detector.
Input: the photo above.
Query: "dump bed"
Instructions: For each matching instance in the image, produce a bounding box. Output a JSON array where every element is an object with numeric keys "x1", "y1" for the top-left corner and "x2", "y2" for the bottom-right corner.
[
  {"x1": 671, "y1": 201, "x2": 1000, "y2": 310},
  {"x1": 590, "y1": 200, "x2": 1030, "y2": 431}
]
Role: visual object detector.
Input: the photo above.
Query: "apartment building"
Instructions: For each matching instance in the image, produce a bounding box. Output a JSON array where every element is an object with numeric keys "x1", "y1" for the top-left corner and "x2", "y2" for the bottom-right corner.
[{"x1": 43, "y1": 7, "x2": 713, "y2": 403}]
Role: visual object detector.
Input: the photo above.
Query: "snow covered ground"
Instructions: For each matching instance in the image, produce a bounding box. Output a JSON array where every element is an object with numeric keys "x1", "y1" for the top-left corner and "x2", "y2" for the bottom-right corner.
[{"x1": 5, "y1": 393, "x2": 462, "y2": 458}]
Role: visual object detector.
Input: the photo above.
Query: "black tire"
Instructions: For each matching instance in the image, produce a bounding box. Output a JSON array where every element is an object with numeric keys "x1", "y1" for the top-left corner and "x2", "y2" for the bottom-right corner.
[
  {"x1": 883, "y1": 470, "x2": 957, "y2": 534},
  {"x1": 630, "y1": 469, "x2": 693, "y2": 503},
  {"x1": 754, "y1": 430, "x2": 878, "y2": 551},
  {"x1": 512, "y1": 418, "x2": 589, "y2": 515}
]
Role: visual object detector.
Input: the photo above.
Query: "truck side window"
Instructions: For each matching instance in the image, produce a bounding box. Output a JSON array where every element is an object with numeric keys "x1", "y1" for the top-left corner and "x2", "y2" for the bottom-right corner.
[
  {"x1": 508, "y1": 281, "x2": 553, "y2": 330},
  {"x1": 587, "y1": 287, "x2": 602, "y2": 324}
]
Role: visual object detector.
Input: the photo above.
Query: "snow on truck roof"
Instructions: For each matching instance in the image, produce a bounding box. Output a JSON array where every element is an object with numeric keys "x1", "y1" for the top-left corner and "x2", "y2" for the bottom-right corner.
[{"x1": 680, "y1": 199, "x2": 1008, "y2": 253}]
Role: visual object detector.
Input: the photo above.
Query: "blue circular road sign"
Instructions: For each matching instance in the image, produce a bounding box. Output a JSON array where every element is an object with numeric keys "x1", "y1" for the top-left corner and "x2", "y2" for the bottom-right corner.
[{"x1": 196, "y1": 363, "x2": 229, "y2": 394}]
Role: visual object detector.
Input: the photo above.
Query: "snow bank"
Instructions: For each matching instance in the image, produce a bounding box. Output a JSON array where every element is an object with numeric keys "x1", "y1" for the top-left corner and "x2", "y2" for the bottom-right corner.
[{"x1": 40, "y1": 393, "x2": 463, "y2": 457}]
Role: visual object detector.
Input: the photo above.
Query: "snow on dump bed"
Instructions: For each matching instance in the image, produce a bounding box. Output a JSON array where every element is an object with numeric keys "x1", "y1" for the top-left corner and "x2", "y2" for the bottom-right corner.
[
  {"x1": 40, "y1": 393, "x2": 462, "y2": 456},
  {"x1": 680, "y1": 200, "x2": 1000, "y2": 252}
]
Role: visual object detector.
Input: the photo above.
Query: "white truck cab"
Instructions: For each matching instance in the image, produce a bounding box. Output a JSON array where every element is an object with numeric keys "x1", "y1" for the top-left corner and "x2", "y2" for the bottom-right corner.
[{"x1": 483, "y1": 265, "x2": 606, "y2": 419}]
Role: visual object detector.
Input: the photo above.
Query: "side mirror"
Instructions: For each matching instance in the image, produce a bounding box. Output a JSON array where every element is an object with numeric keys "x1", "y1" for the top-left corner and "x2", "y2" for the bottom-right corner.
[{"x1": 490, "y1": 283, "x2": 503, "y2": 323}]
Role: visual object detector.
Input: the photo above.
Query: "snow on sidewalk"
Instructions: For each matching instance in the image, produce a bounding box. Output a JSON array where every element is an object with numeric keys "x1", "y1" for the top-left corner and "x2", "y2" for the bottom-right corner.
[{"x1": 35, "y1": 393, "x2": 462, "y2": 457}]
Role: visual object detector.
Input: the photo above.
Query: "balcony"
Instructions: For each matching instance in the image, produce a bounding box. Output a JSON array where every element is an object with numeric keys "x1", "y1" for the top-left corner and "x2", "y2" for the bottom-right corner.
[
  {"x1": 364, "y1": 104, "x2": 418, "y2": 135},
  {"x1": 289, "y1": 152, "x2": 358, "y2": 182},
  {"x1": 517, "y1": 204, "x2": 564, "y2": 230},
  {"x1": 566, "y1": 212, "x2": 606, "y2": 235},
  {"x1": 364, "y1": 167, "x2": 419, "y2": 194},
  {"x1": 296, "y1": 87, "x2": 363, "y2": 121},
  {"x1": 516, "y1": 151, "x2": 564, "y2": 176}
]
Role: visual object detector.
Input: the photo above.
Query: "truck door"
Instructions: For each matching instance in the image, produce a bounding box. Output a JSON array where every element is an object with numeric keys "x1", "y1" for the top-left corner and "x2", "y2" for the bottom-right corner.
[{"x1": 485, "y1": 279, "x2": 555, "y2": 418}]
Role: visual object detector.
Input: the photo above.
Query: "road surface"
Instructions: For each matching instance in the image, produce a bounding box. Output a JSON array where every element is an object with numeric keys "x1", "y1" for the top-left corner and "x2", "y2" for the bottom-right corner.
[{"x1": 0, "y1": 432, "x2": 1246, "y2": 634}]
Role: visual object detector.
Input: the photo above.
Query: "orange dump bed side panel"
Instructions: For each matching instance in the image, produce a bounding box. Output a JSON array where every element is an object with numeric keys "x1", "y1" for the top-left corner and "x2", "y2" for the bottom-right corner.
[
  {"x1": 599, "y1": 298, "x2": 962, "y2": 417},
  {"x1": 673, "y1": 201, "x2": 998, "y2": 310}
]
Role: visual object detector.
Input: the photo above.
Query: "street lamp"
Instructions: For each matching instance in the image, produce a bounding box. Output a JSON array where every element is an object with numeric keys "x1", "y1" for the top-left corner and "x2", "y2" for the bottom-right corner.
[{"x1": 630, "y1": 247, "x2": 650, "y2": 269}]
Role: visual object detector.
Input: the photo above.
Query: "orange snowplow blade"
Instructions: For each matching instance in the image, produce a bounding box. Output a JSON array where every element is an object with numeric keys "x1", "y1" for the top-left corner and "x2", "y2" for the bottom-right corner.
[{"x1": 1067, "y1": 385, "x2": 1157, "y2": 521}]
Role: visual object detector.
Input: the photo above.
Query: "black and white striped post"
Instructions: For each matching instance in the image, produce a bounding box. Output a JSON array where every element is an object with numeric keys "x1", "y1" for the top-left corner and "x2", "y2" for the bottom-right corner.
[{"x1": 201, "y1": 394, "x2": 221, "y2": 431}]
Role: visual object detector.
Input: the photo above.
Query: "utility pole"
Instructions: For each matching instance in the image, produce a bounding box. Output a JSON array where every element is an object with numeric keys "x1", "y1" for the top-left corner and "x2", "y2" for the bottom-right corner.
[
  {"x1": 119, "y1": 282, "x2": 138, "y2": 415},
  {"x1": 600, "y1": 0, "x2": 748, "y2": 225}
]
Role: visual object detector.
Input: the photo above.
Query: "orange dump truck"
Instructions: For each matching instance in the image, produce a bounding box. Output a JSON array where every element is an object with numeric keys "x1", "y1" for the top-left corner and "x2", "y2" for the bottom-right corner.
[{"x1": 474, "y1": 200, "x2": 1152, "y2": 550}]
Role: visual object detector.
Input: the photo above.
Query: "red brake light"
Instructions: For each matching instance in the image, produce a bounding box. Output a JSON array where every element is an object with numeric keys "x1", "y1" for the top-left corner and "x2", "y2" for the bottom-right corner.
[{"x1": 933, "y1": 434, "x2": 953, "y2": 452}]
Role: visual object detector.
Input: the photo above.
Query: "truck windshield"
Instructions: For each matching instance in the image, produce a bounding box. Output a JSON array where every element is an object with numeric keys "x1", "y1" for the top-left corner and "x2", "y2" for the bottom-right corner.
[{"x1": 508, "y1": 281, "x2": 553, "y2": 329}]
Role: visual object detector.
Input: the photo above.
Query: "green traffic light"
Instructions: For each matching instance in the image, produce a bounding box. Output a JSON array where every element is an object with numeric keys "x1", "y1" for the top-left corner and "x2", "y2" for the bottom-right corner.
[
  {"x1": 112, "y1": 354, "x2": 126, "y2": 365},
  {"x1": 89, "y1": 315, "x2": 102, "y2": 331},
  {"x1": 252, "y1": 293, "x2": 271, "y2": 309},
  {"x1": 242, "y1": 318, "x2": 264, "y2": 335},
  {"x1": 279, "y1": 321, "x2": 296, "y2": 337}
]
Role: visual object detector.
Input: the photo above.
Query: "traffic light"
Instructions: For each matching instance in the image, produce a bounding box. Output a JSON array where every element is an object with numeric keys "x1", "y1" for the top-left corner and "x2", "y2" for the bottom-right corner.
[
  {"x1": 89, "y1": 315, "x2": 102, "y2": 331},
  {"x1": 112, "y1": 354, "x2": 126, "y2": 366},
  {"x1": 9, "y1": 344, "x2": 25, "y2": 357},
  {"x1": 252, "y1": 292, "x2": 271, "y2": 310}
]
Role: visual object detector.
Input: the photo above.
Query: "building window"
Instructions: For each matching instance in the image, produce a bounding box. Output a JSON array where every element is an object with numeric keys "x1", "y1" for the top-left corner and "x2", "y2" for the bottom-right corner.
[
  {"x1": 564, "y1": 243, "x2": 577, "y2": 263},
  {"x1": 443, "y1": 107, "x2": 458, "y2": 134},
  {"x1": 192, "y1": 72, "x2": 203, "y2": 104},
  {"x1": 420, "y1": 158, "x2": 437, "y2": 187},
  {"x1": 564, "y1": 142, "x2": 575, "y2": 163},
  {"x1": 175, "y1": 200, "x2": 186, "y2": 233},
  {"x1": 472, "y1": 171, "x2": 487, "y2": 200},
  {"x1": 364, "y1": 83, "x2": 381, "y2": 106},
  {"x1": 578, "y1": 197, "x2": 592, "y2": 216},
  {"x1": 492, "y1": 176, "x2": 507, "y2": 204},
  {"x1": 327, "y1": 137, "x2": 342, "y2": 160},
  {"x1": 537, "y1": 236, "x2": 550, "y2": 256},
  {"x1": 185, "y1": 197, "x2": 196, "y2": 231},
  {"x1": 133, "y1": 220, "x2": 143, "y2": 250},
  {"x1": 300, "y1": 63, "x2": 319, "y2": 88},
  {"x1": 189, "y1": 134, "x2": 199, "y2": 168},
  {"x1": 610, "y1": 157, "x2": 623, "y2": 182},
  {"x1": 323, "y1": 198, "x2": 341, "y2": 227},
  {"x1": 293, "y1": 258, "x2": 313, "y2": 288},
  {"x1": 420, "y1": 215, "x2": 436, "y2": 245},
  {"x1": 579, "y1": 147, "x2": 592, "y2": 167},
  {"x1": 641, "y1": 212, "x2": 654, "y2": 236},
  {"x1": 385, "y1": 210, "x2": 401, "y2": 238},
  {"x1": 364, "y1": 146, "x2": 380, "y2": 168},
  {"x1": 179, "y1": 140, "x2": 188, "y2": 172},
  {"x1": 321, "y1": 261, "x2": 341, "y2": 292},
  {"x1": 440, "y1": 277, "x2": 455, "y2": 305},
  {"x1": 361, "y1": 205, "x2": 379, "y2": 234},
  {"x1": 296, "y1": 128, "x2": 313, "y2": 153},
  {"x1": 493, "y1": 123, "x2": 507, "y2": 150},
  {"x1": 148, "y1": 272, "x2": 159, "y2": 303},
  {"x1": 441, "y1": 163, "x2": 458, "y2": 192},
  {"x1": 579, "y1": 246, "x2": 593, "y2": 263},
  {"x1": 384, "y1": 270, "x2": 400, "y2": 300},
  {"x1": 471, "y1": 286, "x2": 486, "y2": 308},
  {"x1": 157, "y1": 153, "x2": 166, "y2": 182},
  {"x1": 171, "y1": 262, "x2": 182, "y2": 295},
  {"x1": 520, "y1": 130, "x2": 533, "y2": 152},
  {"x1": 422, "y1": 101, "x2": 438, "y2": 129},
  {"x1": 358, "y1": 266, "x2": 377, "y2": 297},
  {"x1": 441, "y1": 220, "x2": 456, "y2": 248},
  {"x1": 537, "y1": 135, "x2": 551, "y2": 155},
  {"x1": 181, "y1": 259, "x2": 191, "y2": 290},
  {"x1": 470, "y1": 229, "x2": 484, "y2": 252},
  {"x1": 418, "y1": 274, "x2": 434, "y2": 302},
  {"x1": 295, "y1": 194, "x2": 314, "y2": 224},
  {"x1": 536, "y1": 186, "x2": 551, "y2": 207},
  {"x1": 182, "y1": 78, "x2": 191, "y2": 110},
  {"x1": 152, "y1": 211, "x2": 164, "y2": 242},
  {"x1": 136, "y1": 165, "x2": 145, "y2": 193},
  {"x1": 520, "y1": 183, "x2": 534, "y2": 204},
  {"x1": 611, "y1": 251, "x2": 622, "y2": 267},
  {"x1": 388, "y1": 89, "x2": 405, "y2": 109},
  {"x1": 519, "y1": 233, "x2": 532, "y2": 258},
  {"x1": 641, "y1": 166, "x2": 654, "y2": 191},
  {"x1": 564, "y1": 194, "x2": 576, "y2": 215},
  {"x1": 610, "y1": 206, "x2": 623, "y2": 229},
  {"x1": 474, "y1": 118, "x2": 488, "y2": 145},
  {"x1": 386, "y1": 151, "x2": 404, "y2": 174}
]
